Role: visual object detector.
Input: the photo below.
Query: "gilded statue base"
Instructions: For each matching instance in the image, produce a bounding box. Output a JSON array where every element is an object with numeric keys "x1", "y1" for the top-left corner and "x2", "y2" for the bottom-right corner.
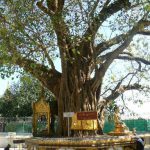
[
  {"x1": 108, "y1": 123, "x2": 132, "y2": 136},
  {"x1": 25, "y1": 135, "x2": 136, "y2": 150},
  {"x1": 108, "y1": 131, "x2": 132, "y2": 136}
]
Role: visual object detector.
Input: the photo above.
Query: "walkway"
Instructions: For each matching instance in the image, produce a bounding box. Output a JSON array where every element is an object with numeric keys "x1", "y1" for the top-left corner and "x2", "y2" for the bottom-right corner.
[{"x1": 145, "y1": 145, "x2": 150, "y2": 150}]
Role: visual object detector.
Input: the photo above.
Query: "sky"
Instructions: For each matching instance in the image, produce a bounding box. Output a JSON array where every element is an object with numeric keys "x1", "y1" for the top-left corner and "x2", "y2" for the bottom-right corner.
[
  {"x1": 0, "y1": 78, "x2": 9, "y2": 97},
  {"x1": 120, "y1": 99, "x2": 150, "y2": 120},
  {"x1": 0, "y1": 72, "x2": 21, "y2": 97}
]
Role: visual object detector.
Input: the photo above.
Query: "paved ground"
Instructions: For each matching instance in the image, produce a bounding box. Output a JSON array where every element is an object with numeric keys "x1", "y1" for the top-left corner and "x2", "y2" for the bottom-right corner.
[
  {"x1": 0, "y1": 147, "x2": 26, "y2": 150},
  {"x1": 1, "y1": 145, "x2": 150, "y2": 150},
  {"x1": 145, "y1": 145, "x2": 150, "y2": 150},
  {"x1": 0, "y1": 147, "x2": 150, "y2": 150}
]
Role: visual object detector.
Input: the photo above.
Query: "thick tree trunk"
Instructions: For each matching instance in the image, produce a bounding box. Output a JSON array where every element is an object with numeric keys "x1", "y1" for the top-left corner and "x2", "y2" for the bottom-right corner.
[{"x1": 55, "y1": 62, "x2": 104, "y2": 136}]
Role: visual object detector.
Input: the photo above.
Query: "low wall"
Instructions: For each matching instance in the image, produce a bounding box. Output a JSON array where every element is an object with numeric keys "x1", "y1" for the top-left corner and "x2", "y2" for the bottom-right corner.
[
  {"x1": 139, "y1": 133, "x2": 150, "y2": 145},
  {"x1": 0, "y1": 132, "x2": 32, "y2": 148},
  {"x1": 25, "y1": 135, "x2": 136, "y2": 150}
]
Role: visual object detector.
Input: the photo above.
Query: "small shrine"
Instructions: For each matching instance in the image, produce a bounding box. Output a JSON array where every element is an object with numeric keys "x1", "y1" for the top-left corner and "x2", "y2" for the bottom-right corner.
[{"x1": 32, "y1": 96, "x2": 51, "y2": 137}]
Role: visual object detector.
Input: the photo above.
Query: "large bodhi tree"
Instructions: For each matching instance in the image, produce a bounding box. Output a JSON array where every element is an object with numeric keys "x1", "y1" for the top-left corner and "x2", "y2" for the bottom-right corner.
[{"x1": 0, "y1": 0, "x2": 150, "y2": 135}]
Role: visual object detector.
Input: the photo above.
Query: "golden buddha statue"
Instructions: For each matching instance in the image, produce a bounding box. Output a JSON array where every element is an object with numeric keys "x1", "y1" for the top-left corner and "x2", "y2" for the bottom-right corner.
[{"x1": 109, "y1": 106, "x2": 131, "y2": 136}]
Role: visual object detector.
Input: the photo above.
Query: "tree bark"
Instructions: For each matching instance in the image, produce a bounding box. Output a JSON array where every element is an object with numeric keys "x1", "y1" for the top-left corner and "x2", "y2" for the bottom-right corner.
[{"x1": 51, "y1": 56, "x2": 104, "y2": 136}]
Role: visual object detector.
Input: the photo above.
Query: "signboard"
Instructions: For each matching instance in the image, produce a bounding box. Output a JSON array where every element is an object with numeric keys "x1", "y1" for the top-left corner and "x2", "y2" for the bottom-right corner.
[
  {"x1": 77, "y1": 111, "x2": 97, "y2": 120},
  {"x1": 63, "y1": 112, "x2": 75, "y2": 137},
  {"x1": 63, "y1": 112, "x2": 74, "y2": 118}
]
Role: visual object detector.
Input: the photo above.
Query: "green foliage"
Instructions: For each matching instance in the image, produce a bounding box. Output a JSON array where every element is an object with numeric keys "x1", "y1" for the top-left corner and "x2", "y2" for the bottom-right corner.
[
  {"x1": 0, "y1": 75, "x2": 55, "y2": 117},
  {"x1": 144, "y1": 5, "x2": 150, "y2": 11},
  {"x1": 0, "y1": 0, "x2": 57, "y2": 77}
]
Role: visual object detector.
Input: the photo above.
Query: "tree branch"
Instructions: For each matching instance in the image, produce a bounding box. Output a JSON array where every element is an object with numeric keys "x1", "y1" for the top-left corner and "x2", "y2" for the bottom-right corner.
[
  {"x1": 18, "y1": 27, "x2": 56, "y2": 70},
  {"x1": 46, "y1": 0, "x2": 65, "y2": 14},
  {"x1": 95, "y1": 20, "x2": 150, "y2": 57},
  {"x1": 0, "y1": 49, "x2": 61, "y2": 97},
  {"x1": 83, "y1": 0, "x2": 131, "y2": 40},
  {"x1": 33, "y1": 33, "x2": 56, "y2": 70},
  {"x1": 95, "y1": 33, "x2": 126, "y2": 57},
  {"x1": 37, "y1": 0, "x2": 65, "y2": 15},
  {"x1": 1, "y1": 13, "x2": 56, "y2": 71},
  {"x1": 0, "y1": 29, "x2": 61, "y2": 96},
  {"x1": 36, "y1": 0, "x2": 52, "y2": 16},
  {"x1": 137, "y1": 30, "x2": 150, "y2": 35},
  {"x1": 101, "y1": 19, "x2": 150, "y2": 68},
  {"x1": 43, "y1": 47, "x2": 56, "y2": 70},
  {"x1": 91, "y1": 35, "x2": 133, "y2": 91},
  {"x1": 116, "y1": 55, "x2": 150, "y2": 65},
  {"x1": 105, "y1": 83, "x2": 142, "y2": 102},
  {"x1": 88, "y1": 0, "x2": 100, "y2": 19},
  {"x1": 16, "y1": 57, "x2": 61, "y2": 97},
  {"x1": 101, "y1": 71, "x2": 136, "y2": 97},
  {"x1": 91, "y1": 19, "x2": 150, "y2": 91}
]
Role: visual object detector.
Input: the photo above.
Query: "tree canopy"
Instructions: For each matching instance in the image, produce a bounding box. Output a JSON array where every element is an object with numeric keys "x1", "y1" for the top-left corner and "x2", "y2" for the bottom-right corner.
[
  {"x1": 0, "y1": 0, "x2": 150, "y2": 135},
  {"x1": 0, "y1": 75, "x2": 55, "y2": 117}
]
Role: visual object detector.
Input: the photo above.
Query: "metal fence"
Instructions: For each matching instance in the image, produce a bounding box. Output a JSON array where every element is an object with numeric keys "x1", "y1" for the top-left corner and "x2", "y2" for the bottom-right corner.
[
  {"x1": 1, "y1": 117, "x2": 150, "y2": 133},
  {"x1": 0, "y1": 117, "x2": 32, "y2": 133},
  {"x1": 103, "y1": 119, "x2": 150, "y2": 133}
]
